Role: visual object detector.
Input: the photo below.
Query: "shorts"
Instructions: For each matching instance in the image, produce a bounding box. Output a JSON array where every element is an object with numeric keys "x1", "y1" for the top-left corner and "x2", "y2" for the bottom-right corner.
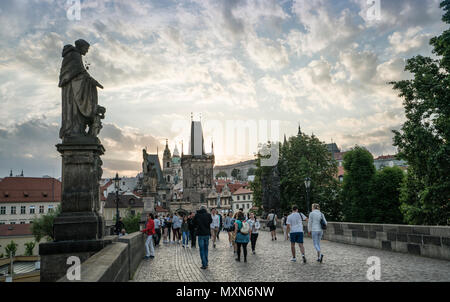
[
  {"x1": 269, "y1": 225, "x2": 276, "y2": 232},
  {"x1": 290, "y1": 232, "x2": 304, "y2": 243}
]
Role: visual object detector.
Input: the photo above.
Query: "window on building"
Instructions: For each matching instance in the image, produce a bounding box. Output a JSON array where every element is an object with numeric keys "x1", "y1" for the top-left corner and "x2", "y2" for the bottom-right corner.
[
  {"x1": 20, "y1": 221, "x2": 25, "y2": 224},
  {"x1": 39, "y1": 205, "x2": 44, "y2": 214},
  {"x1": 30, "y1": 206, "x2": 35, "y2": 214},
  {"x1": 48, "y1": 205, "x2": 54, "y2": 212},
  {"x1": 167, "y1": 175, "x2": 170, "y2": 182},
  {"x1": 21, "y1": 206, "x2": 26, "y2": 214},
  {"x1": 243, "y1": 195, "x2": 246, "y2": 200},
  {"x1": 248, "y1": 195, "x2": 251, "y2": 200},
  {"x1": 237, "y1": 196, "x2": 240, "y2": 201},
  {"x1": 0, "y1": 222, "x2": 5, "y2": 225},
  {"x1": 131, "y1": 210, "x2": 135, "y2": 216},
  {"x1": 0, "y1": 206, "x2": 6, "y2": 215},
  {"x1": 166, "y1": 162, "x2": 170, "y2": 168},
  {"x1": 10, "y1": 222, "x2": 16, "y2": 224},
  {"x1": 11, "y1": 206, "x2": 16, "y2": 215}
]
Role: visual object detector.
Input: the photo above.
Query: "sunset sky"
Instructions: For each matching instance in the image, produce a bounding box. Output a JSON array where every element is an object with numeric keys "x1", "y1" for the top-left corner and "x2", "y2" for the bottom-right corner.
[{"x1": 0, "y1": 0, "x2": 446, "y2": 178}]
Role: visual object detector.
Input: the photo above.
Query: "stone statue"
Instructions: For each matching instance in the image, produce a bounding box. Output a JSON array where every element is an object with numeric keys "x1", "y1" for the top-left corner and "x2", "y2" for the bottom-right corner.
[
  {"x1": 142, "y1": 149, "x2": 158, "y2": 194},
  {"x1": 58, "y1": 39, "x2": 105, "y2": 140}
]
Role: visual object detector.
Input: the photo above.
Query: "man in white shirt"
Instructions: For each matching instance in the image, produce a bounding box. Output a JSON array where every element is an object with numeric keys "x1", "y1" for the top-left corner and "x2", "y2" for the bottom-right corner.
[
  {"x1": 210, "y1": 208, "x2": 220, "y2": 248},
  {"x1": 286, "y1": 205, "x2": 308, "y2": 263}
]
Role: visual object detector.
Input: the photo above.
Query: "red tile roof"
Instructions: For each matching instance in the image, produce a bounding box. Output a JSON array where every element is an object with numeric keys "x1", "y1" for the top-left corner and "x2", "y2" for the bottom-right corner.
[
  {"x1": 0, "y1": 177, "x2": 61, "y2": 203},
  {"x1": 155, "y1": 206, "x2": 169, "y2": 212},
  {"x1": 0, "y1": 223, "x2": 32, "y2": 237},
  {"x1": 332, "y1": 152, "x2": 347, "y2": 161},
  {"x1": 232, "y1": 187, "x2": 253, "y2": 195}
]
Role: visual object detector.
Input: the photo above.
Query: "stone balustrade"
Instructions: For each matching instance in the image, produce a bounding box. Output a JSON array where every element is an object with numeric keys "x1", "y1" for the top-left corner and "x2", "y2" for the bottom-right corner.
[{"x1": 259, "y1": 219, "x2": 450, "y2": 261}]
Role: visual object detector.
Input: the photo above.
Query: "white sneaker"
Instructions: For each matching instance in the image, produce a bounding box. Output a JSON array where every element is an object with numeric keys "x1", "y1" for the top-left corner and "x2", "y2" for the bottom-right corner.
[{"x1": 290, "y1": 257, "x2": 297, "y2": 262}]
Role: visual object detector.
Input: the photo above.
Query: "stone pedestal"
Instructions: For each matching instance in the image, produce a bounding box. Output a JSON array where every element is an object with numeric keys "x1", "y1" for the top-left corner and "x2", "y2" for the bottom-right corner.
[{"x1": 39, "y1": 136, "x2": 109, "y2": 282}]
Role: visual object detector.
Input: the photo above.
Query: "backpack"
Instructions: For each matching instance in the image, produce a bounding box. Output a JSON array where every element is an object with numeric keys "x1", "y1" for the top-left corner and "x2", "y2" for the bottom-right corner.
[{"x1": 239, "y1": 220, "x2": 250, "y2": 235}]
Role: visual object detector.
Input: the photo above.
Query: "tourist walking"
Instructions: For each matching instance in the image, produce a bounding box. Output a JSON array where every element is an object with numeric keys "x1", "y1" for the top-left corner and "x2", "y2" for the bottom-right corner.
[
  {"x1": 173, "y1": 213, "x2": 182, "y2": 244},
  {"x1": 188, "y1": 212, "x2": 197, "y2": 248},
  {"x1": 282, "y1": 213, "x2": 289, "y2": 240},
  {"x1": 210, "y1": 208, "x2": 220, "y2": 248},
  {"x1": 308, "y1": 203, "x2": 327, "y2": 263},
  {"x1": 181, "y1": 215, "x2": 190, "y2": 248},
  {"x1": 154, "y1": 215, "x2": 161, "y2": 246},
  {"x1": 286, "y1": 205, "x2": 308, "y2": 263},
  {"x1": 224, "y1": 211, "x2": 234, "y2": 248},
  {"x1": 234, "y1": 212, "x2": 250, "y2": 262},
  {"x1": 267, "y1": 209, "x2": 278, "y2": 241},
  {"x1": 231, "y1": 212, "x2": 238, "y2": 254},
  {"x1": 141, "y1": 213, "x2": 156, "y2": 260},
  {"x1": 165, "y1": 215, "x2": 172, "y2": 243},
  {"x1": 217, "y1": 212, "x2": 223, "y2": 240},
  {"x1": 248, "y1": 212, "x2": 260, "y2": 254},
  {"x1": 193, "y1": 205, "x2": 213, "y2": 269}
]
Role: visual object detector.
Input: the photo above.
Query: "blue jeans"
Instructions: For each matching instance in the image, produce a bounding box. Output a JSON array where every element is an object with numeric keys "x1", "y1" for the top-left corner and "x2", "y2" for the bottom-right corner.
[
  {"x1": 311, "y1": 231, "x2": 323, "y2": 252},
  {"x1": 145, "y1": 234, "x2": 154, "y2": 257},
  {"x1": 197, "y1": 235, "x2": 209, "y2": 267},
  {"x1": 182, "y1": 231, "x2": 190, "y2": 246}
]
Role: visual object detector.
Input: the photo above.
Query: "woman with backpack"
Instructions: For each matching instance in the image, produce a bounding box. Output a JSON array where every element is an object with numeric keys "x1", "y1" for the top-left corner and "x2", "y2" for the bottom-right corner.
[
  {"x1": 248, "y1": 212, "x2": 260, "y2": 255},
  {"x1": 224, "y1": 211, "x2": 234, "y2": 248},
  {"x1": 308, "y1": 203, "x2": 327, "y2": 263},
  {"x1": 234, "y1": 211, "x2": 250, "y2": 262},
  {"x1": 267, "y1": 209, "x2": 277, "y2": 241}
]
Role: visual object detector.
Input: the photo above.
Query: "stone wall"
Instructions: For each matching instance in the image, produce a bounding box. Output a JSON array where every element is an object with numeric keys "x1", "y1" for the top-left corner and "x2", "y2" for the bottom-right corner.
[
  {"x1": 58, "y1": 232, "x2": 145, "y2": 282},
  {"x1": 259, "y1": 219, "x2": 450, "y2": 261}
]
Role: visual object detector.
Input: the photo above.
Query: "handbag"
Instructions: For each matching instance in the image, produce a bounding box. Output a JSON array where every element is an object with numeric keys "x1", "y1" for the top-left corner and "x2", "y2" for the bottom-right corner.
[{"x1": 320, "y1": 213, "x2": 327, "y2": 230}]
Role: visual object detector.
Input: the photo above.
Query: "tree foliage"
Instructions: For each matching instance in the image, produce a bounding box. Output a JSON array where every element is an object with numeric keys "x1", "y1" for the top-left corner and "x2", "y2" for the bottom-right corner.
[
  {"x1": 24, "y1": 241, "x2": 36, "y2": 256},
  {"x1": 215, "y1": 171, "x2": 227, "y2": 179},
  {"x1": 370, "y1": 167, "x2": 405, "y2": 224},
  {"x1": 31, "y1": 205, "x2": 61, "y2": 242},
  {"x1": 122, "y1": 208, "x2": 141, "y2": 233},
  {"x1": 341, "y1": 146, "x2": 376, "y2": 222},
  {"x1": 252, "y1": 133, "x2": 341, "y2": 220},
  {"x1": 5, "y1": 240, "x2": 18, "y2": 258},
  {"x1": 390, "y1": 0, "x2": 450, "y2": 225}
]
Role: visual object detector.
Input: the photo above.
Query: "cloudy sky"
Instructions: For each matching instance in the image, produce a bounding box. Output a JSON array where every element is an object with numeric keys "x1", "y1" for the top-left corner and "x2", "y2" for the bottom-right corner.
[{"x1": 0, "y1": 0, "x2": 446, "y2": 178}]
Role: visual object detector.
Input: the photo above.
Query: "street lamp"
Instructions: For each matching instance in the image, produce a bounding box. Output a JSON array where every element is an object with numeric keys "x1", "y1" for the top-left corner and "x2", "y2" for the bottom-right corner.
[
  {"x1": 114, "y1": 172, "x2": 121, "y2": 235},
  {"x1": 304, "y1": 177, "x2": 311, "y2": 213}
]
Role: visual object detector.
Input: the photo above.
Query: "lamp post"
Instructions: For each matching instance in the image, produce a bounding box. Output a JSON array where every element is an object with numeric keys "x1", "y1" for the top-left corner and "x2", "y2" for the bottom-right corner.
[
  {"x1": 114, "y1": 172, "x2": 121, "y2": 235},
  {"x1": 304, "y1": 177, "x2": 311, "y2": 213}
]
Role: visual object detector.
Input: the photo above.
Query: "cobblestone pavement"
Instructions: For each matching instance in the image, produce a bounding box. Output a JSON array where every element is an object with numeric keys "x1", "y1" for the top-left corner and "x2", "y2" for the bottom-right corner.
[{"x1": 133, "y1": 231, "x2": 450, "y2": 282}]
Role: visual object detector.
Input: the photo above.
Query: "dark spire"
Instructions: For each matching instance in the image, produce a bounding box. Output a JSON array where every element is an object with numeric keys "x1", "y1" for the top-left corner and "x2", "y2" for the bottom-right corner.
[
  {"x1": 20, "y1": 170, "x2": 24, "y2": 177},
  {"x1": 9, "y1": 169, "x2": 12, "y2": 177},
  {"x1": 283, "y1": 134, "x2": 287, "y2": 145},
  {"x1": 297, "y1": 123, "x2": 302, "y2": 136}
]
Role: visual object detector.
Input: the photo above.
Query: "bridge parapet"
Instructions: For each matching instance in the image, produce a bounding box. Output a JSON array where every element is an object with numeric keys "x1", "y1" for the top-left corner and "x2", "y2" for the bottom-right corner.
[{"x1": 259, "y1": 219, "x2": 450, "y2": 261}]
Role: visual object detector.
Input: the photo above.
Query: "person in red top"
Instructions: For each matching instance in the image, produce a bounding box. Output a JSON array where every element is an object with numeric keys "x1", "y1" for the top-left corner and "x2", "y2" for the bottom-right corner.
[{"x1": 141, "y1": 213, "x2": 156, "y2": 260}]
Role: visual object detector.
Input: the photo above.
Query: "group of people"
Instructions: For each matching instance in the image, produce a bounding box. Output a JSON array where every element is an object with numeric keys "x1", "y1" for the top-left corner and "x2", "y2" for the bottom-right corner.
[{"x1": 140, "y1": 203, "x2": 327, "y2": 268}]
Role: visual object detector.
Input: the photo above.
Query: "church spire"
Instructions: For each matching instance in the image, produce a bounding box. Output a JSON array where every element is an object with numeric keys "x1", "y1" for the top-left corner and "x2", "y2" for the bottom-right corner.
[
  {"x1": 297, "y1": 123, "x2": 302, "y2": 136},
  {"x1": 9, "y1": 169, "x2": 12, "y2": 177},
  {"x1": 283, "y1": 134, "x2": 287, "y2": 145}
]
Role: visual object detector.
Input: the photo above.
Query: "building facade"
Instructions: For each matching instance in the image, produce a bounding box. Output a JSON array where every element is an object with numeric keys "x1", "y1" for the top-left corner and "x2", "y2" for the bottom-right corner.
[
  {"x1": 231, "y1": 187, "x2": 254, "y2": 213},
  {"x1": 170, "y1": 120, "x2": 215, "y2": 213},
  {"x1": 0, "y1": 177, "x2": 61, "y2": 225}
]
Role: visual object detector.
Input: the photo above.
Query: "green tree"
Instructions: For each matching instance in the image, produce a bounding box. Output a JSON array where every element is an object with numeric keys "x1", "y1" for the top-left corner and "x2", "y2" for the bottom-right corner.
[
  {"x1": 215, "y1": 171, "x2": 227, "y2": 179},
  {"x1": 370, "y1": 167, "x2": 405, "y2": 224},
  {"x1": 280, "y1": 132, "x2": 339, "y2": 216},
  {"x1": 31, "y1": 205, "x2": 61, "y2": 242},
  {"x1": 5, "y1": 240, "x2": 18, "y2": 258},
  {"x1": 24, "y1": 241, "x2": 36, "y2": 256},
  {"x1": 122, "y1": 208, "x2": 141, "y2": 233},
  {"x1": 390, "y1": 0, "x2": 450, "y2": 225},
  {"x1": 247, "y1": 167, "x2": 256, "y2": 176},
  {"x1": 341, "y1": 146, "x2": 376, "y2": 222},
  {"x1": 231, "y1": 168, "x2": 241, "y2": 180}
]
